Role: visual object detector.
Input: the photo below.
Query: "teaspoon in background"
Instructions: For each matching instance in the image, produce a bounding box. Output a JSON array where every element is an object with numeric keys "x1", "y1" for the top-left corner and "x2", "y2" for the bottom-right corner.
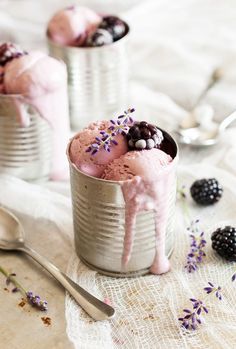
[{"x1": 176, "y1": 110, "x2": 236, "y2": 147}]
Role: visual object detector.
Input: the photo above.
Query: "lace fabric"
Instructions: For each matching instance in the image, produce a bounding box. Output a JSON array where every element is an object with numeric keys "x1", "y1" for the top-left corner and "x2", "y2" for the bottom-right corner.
[
  {"x1": 1, "y1": 0, "x2": 236, "y2": 347},
  {"x1": 65, "y1": 165, "x2": 236, "y2": 349}
]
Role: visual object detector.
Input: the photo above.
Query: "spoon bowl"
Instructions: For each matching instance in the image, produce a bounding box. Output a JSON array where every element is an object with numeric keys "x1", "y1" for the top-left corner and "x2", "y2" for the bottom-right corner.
[
  {"x1": 0, "y1": 206, "x2": 115, "y2": 321},
  {"x1": 0, "y1": 207, "x2": 25, "y2": 250},
  {"x1": 177, "y1": 111, "x2": 236, "y2": 147}
]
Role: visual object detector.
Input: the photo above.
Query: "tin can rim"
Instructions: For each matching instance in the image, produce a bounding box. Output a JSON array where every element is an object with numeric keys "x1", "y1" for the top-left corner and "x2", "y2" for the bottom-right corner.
[
  {"x1": 47, "y1": 20, "x2": 130, "y2": 52},
  {"x1": 66, "y1": 127, "x2": 179, "y2": 186},
  {"x1": 0, "y1": 94, "x2": 46, "y2": 119},
  {"x1": 0, "y1": 93, "x2": 24, "y2": 99}
]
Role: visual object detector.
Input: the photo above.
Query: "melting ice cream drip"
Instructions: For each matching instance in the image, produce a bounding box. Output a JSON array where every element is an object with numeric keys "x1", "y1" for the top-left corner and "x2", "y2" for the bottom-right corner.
[{"x1": 121, "y1": 165, "x2": 175, "y2": 275}]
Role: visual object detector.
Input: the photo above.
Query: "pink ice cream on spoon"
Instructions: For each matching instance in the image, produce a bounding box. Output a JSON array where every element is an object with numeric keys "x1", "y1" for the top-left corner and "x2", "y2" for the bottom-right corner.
[
  {"x1": 69, "y1": 109, "x2": 177, "y2": 275},
  {"x1": 0, "y1": 42, "x2": 70, "y2": 180}
]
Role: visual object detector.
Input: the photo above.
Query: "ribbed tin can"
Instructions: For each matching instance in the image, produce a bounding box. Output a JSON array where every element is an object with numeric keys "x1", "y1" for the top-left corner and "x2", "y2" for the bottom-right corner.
[
  {"x1": 0, "y1": 95, "x2": 52, "y2": 182},
  {"x1": 47, "y1": 23, "x2": 129, "y2": 130},
  {"x1": 67, "y1": 130, "x2": 178, "y2": 277}
]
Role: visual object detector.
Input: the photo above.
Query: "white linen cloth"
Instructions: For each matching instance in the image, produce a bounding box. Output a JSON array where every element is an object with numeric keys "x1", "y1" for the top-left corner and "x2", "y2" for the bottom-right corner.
[{"x1": 0, "y1": 0, "x2": 236, "y2": 348}]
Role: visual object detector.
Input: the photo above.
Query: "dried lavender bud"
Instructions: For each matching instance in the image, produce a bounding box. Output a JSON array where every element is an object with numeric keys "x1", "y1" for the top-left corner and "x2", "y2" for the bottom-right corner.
[
  {"x1": 6, "y1": 273, "x2": 16, "y2": 285},
  {"x1": 26, "y1": 291, "x2": 48, "y2": 311},
  {"x1": 204, "y1": 282, "x2": 222, "y2": 300}
]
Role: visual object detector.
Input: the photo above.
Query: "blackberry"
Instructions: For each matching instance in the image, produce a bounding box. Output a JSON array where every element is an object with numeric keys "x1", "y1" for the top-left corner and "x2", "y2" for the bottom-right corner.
[
  {"x1": 0, "y1": 42, "x2": 26, "y2": 66},
  {"x1": 86, "y1": 29, "x2": 113, "y2": 47},
  {"x1": 190, "y1": 178, "x2": 223, "y2": 205},
  {"x1": 211, "y1": 226, "x2": 236, "y2": 261},
  {"x1": 127, "y1": 121, "x2": 164, "y2": 150},
  {"x1": 99, "y1": 16, "x2": 126, "y2": 42}
]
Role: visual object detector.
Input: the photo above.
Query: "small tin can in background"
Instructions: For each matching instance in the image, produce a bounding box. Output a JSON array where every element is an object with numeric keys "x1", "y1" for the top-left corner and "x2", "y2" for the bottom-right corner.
[
  {"x1": 0, "y1": 95, "x2": 52, "y2": 182},
  {"x1": 67, "y1": 130, "x2": 178, "y2": 277},
  {"x1": 47, "y1": 22, "x2": 130, "y2": 130}
]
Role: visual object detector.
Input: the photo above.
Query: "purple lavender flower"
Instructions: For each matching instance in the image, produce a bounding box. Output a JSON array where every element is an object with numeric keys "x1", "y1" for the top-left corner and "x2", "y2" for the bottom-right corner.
[
  {"x1": 185, "y1": 220, "x2": 207, "y2": 273},
  {"x1": 179, "y1": 298, "x2": 208, "y2": 330},
  {"x1": 26, "y1": 291, "x2": 48, "y2": 311},
  {"x1": 86, "y1": 108, "x2": 135, "y2": 155},
  {"x1": 6, "y1": 273, "x2": 16, "y2": 286},
  {"x1": 0, "y1": 265, "x2": 48, "y2": 312},
  {"x1": 204, "y1": 282, "x2": 222, "y2": 300}
]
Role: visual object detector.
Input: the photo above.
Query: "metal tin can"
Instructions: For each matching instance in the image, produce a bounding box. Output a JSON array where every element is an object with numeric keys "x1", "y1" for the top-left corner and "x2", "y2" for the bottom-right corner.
[
  {"x1": 67, "y1": 130, "x2": 178, "y2": 277},
  {"x1": 0, "y1": 95, "x2": 52, "y2": 182},
  {"x1": 47, "y1": 23, "x2": 130, "y2": 130}
]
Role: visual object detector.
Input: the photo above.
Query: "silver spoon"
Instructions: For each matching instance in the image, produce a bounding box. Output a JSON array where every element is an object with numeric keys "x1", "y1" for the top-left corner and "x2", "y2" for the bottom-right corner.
[
  {"x1": 176, "y1": 110, "x2": 236, "y2": 147},
  {"x1": 179, "y1": 67, "x2": 223, "y2": 130},
  {"x1": 0, "y1": 206, "x2": 115, "y2": 321}
]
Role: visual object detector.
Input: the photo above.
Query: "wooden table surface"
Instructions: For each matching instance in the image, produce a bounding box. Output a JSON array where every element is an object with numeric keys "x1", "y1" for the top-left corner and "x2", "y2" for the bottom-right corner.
[{"x1": 0, "y1": 212, "x2": 74, "y2": 349}]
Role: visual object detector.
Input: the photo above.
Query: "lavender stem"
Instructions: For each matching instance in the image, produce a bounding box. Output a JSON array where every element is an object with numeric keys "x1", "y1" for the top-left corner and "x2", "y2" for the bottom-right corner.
[{"x1": 0, "y1": 265, "x2": 26, "y2": 294}]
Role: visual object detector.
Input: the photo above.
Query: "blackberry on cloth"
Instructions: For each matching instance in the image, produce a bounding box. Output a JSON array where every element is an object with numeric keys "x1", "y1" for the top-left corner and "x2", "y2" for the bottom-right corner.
[
  {"x1": 190, "y1": 178, "x2": 223, "y2": 205},
  {"x1": 211, "y1": 226, "x2": 236, "y2": 261}
]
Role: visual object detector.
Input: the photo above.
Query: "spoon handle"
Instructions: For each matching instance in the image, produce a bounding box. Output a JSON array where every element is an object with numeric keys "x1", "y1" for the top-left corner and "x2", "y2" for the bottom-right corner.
[
  {"x1": 219, "y1": 111, "x2": 236, "y2": 133},
  {"x1": 20, "y1": 245, "x2": 115, "y2": 321}
]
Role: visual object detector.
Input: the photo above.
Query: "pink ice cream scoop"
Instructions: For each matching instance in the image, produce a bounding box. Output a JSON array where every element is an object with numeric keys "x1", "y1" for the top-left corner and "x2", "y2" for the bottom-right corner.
[
  {"x1": 3, "y1": 51, "x2": 70, "y2": 180},
  {"x1": 47, "y1": 5, "x2": 101, "y2": 46},
  {"x1": 0, "y1": 42, "x2": 26, "y2": 94},
  {"x1": 102, "y1": 148, "x2": 172, "y2": 181},
  {"x1": 69, "y1": 120, "x2": 128, "y2": 178}
]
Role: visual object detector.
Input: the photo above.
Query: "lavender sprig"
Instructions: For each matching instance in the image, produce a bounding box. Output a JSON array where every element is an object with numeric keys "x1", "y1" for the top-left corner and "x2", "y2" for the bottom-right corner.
[
  {"x1": 179, "y1": 270, "x2": 236, "y2": 330},
  {"x1": 86, "y1": 108, "x2": 135, "y2": 155},
  {"x1": 204, "y1": 282, "x2": 222, "y2": 300},
  {"x1": 178, "y1": 298, "x2": 208, "y2": 330},
  {"x1": 184, "y1": 220, "x2": 207, "y2": 273},
  {"x1": 177, "y1": 184, "x2": 207, "y2": 272},
  {"x1": 0, "y1": 265, "x2": 48, "y2": 311}
]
